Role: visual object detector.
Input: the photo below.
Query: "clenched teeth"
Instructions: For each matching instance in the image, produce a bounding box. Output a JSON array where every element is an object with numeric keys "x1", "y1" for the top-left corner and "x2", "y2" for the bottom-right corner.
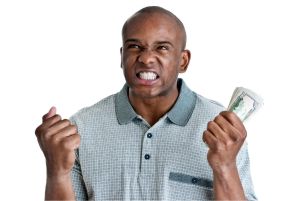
[{"x1": 137, "y1": 72, "x2": 158, "y2": 80}]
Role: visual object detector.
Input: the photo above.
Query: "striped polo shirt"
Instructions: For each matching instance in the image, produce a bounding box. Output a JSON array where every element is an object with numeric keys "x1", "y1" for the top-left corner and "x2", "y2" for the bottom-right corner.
[{"x1": 70, "y1": 79, "x2": 257, "y2": 200}]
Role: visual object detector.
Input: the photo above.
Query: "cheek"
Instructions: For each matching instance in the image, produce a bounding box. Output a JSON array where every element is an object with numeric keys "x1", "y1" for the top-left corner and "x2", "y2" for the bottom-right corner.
[
  {"x1": 165, "y1": 59, "x2": 181, "y2": 74},
  {"x1": 122, "y1": 62, "x2": 135, "y2": 81},
  {"x1": 122, "y1": 54, "x2": 137, "y2": 68}
]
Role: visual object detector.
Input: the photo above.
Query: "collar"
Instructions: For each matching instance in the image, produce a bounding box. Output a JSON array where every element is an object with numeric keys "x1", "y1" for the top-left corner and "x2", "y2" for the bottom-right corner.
[{"x1": 115, "y1": 78, "x2": 197, "y2": 126}]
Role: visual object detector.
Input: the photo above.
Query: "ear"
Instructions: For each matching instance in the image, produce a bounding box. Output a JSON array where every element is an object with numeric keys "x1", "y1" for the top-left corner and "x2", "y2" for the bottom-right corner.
[
  {"x1": 120, "y1": 47, "x2": 123, "y2": 68},
  {"x1": 179, "y1": 49, "x2": 191, "y2": 73}
]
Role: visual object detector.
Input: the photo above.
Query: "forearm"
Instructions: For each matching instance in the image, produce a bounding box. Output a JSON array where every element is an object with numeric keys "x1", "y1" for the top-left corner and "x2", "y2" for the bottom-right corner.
[
  {"x1": 45, "y1": 174, "x2": 75, "y2": 200},
  {"x1": 213, "y1": 165, "x2": 246, "y2": 200}
]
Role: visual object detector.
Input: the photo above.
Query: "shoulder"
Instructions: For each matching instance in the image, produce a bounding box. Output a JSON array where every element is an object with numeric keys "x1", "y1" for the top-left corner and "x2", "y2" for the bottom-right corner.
[
  {"x1": 195, "y1": 93, "x2": 225, "y2": 112},
  {"x1": 69, "y1": 94, "x2": 116, "y2": 124},
  {"x1": 189, "y1": 92, "x2": 226, "y2": 123}
]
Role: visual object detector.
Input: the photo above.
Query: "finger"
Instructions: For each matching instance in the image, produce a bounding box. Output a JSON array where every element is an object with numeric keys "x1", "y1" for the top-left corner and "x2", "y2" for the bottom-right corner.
[
  {"x1": 202, "y1": 130, "x2": 217, "y2": 149},
  {"x1": 220, "y1": 111, "x2": 247, "y2": 138},
  {"x1": 214, "y1": 114, "x2": 242, "y2": 142},
  {"x1": 207, "y1": 120, "x2": 228, "y2": 142},
  {"x1": 52, "y1": 125, "x2": 78, "y2": 141},
  {"x1": 214, "y1": 115, "x2": 230, "y2": 132},
  {"x1": 44, "y1": 119, "x2": 72, "y2": 137},
  {"x1": 42, "y1": 106, "x2": 57, "y2": 122},
  {"x1": 220, "y1": 111, "x2": 243, "y2": 129},
  {"x1": 37, "y1": 115, "x2": 62, "y2": 136},
  {"x1": 61, "y1": 134, "x2": 81, "y2": 151}
]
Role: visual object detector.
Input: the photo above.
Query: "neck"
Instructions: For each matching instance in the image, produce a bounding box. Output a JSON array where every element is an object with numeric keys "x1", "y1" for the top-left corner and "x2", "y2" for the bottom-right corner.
[{"x1": 129, "y1": 86, "x2": 179, "y2": 126}]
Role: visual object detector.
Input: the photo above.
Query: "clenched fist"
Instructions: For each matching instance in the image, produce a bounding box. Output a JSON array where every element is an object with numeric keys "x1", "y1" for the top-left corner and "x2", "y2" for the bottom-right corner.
[
  {"x1": 35, "y1": 107, "x2": 80, "y2": 178},
  {"x1": 203, "y1": 111, "x2": 247, "y2": 173}
]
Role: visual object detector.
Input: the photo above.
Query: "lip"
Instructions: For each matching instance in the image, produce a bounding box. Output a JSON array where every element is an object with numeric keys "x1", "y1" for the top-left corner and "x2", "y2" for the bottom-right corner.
[{"x1": 136, "y1": 77, "x2": 159, "y2": 86}]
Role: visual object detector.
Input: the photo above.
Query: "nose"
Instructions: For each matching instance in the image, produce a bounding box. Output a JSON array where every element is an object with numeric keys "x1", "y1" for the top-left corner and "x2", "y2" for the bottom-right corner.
[{"x1": 138, "y1": 49, "x2": 156, "y2": 65}]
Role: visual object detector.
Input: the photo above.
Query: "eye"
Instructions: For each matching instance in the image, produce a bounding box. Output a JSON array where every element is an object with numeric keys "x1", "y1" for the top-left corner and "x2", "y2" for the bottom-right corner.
[
  {"x1": 127, "y1": 44, "x2": 141, "y2": 49},
  {"x1": 157, "y1": 45, "x2": 169, "y2": 51}
]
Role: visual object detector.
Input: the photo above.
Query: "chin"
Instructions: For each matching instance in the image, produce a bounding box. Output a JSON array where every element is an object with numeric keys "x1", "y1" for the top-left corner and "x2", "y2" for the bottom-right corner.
[{"x1": 131, "y1": 87, "x2": 160, "y2": 98}]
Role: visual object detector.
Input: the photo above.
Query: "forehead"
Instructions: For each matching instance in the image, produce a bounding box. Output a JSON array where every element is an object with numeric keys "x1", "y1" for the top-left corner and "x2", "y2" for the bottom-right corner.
[{"x1": 123, "y1": 12, "x2": 182, "y2": 43}]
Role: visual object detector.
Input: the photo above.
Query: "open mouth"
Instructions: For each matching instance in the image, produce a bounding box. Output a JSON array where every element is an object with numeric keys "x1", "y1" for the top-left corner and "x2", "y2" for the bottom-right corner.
[{"x1": 136, "y1": 71, "x2": 159, "y2": 81}]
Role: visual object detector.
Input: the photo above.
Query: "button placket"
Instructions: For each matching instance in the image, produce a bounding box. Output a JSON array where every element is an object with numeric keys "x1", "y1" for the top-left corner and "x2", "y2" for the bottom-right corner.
[
  {"x1": 140, "y1": 129, "x2": 155, "y2": 174},
  {"x1": 143, "y1": 132, "x2": 153, "y2": 161}
]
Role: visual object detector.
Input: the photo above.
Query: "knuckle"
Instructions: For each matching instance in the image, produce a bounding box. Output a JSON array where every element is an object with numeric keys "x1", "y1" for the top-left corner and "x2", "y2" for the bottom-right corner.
[
  {"x1": 35, "y1": 126, "x2": 41, "y2": 136},
  {"x1": 235, "y1": 133, "x2": 244, "y2": 143},
  {"x1": 35, "y1": 123, "x2": 48, "y2": 136},
  {"x1": 238, "y1": 126, "x2": 247, "y2": 135},
  {"x1": 61, "y1": 119, "x2": 71, "y2": 126},
  {"x1": 61, "y1": 139, "x2": 72, "y2": 151},
  {"x1": 44, "y1": 129, "x2": 53, "y2": 138},
  {"x1": 207, "y1": 121, "x2": 214, "y2": 128},
  {"x1": 241, "y1": 131, "x2": 247, "y2": 140},
  {"x1": 42, "y1": 113, "x2": 47, "y2": 119},
  {"x1": 219, "y1": 111, "x2": 228, "y2": 116},
  {"x1": 214, "y1": 115, "x2": 220, "y2": 121},
  {"x1": 228, "y1": 111, "x2": 237, "y2": 120},
  {"x1": 50, "y1": 135, "x2": 60, "y2": 144},
  {"x1": 216, "y1": 143, "x2": 224, "y2": 152},
  {"x1": 70, "y1": 125, "x2": 78, "y2": 133},
  {"x1": 202, "y1": 131, "x2": 207, "y2": 141},
  {"x1": 51, "y1": 114, "x2": 61, "y2": 122},
  {"x1": 214, "y1": 115, "x2": 223, "y2": 124},
  {"x1": 225, "y1": 139, "x2": 234, "y2": 147},
  {"x1": 56, "y1": 114, "x2": 62, "y2": 120},
  {"x1": 243, "y1": 130, "x2": 247, "y2": 138}
]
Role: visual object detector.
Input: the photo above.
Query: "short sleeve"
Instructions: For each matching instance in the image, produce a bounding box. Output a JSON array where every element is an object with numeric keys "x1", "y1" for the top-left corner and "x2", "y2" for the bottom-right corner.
[
  {"x1": 237, "y1": 142, "x2": 258, "y2": 201},
  {"x1": 70, "y1": 116, "x2": 88, "y2": 200},
  {"x1": 71, "y1": 149, "x2": 88, "y2": 201}
]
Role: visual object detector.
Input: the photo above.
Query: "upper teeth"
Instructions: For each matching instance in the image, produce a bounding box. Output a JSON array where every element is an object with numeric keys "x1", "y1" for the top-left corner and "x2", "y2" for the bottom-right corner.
[{"x1": 138, "y1": 72, "x2": 157, "y2": 80}]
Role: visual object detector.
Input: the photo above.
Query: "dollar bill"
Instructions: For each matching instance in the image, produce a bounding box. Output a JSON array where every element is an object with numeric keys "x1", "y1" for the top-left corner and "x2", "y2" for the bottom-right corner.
[{"x1": 227, "y1": 87, "x2": 263, "y2": 122}]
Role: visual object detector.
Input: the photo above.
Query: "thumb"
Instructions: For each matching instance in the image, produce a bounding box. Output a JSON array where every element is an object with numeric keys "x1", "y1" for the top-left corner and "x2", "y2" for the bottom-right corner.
[{"x1": 42, "y1": 106, "x2": 57, "y2": 122}]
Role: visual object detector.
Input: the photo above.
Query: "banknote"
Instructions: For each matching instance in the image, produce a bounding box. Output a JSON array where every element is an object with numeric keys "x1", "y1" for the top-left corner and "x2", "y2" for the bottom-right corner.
[{"x1": 227, "y1": 87, "x2": 263, "y2": 122}]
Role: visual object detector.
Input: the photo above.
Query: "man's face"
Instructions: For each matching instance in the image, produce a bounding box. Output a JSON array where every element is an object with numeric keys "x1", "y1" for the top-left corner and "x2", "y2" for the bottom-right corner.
[{"x1": 121, "y1": 13, "x2": 190, "y2": 99}]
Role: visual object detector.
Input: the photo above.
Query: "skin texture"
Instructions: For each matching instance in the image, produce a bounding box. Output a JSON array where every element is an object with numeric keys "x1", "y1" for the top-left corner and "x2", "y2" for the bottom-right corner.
[
  {"x1": 35, "y1": 107, "x2": 78, "y2": 200},
  {"x1": 36, "y1": 6, "x2": 247, "y2": 200},
  {"x1": 203, "y1": 111, "x2": 247, "y2": 200},
  {"x1": 120, "y1": 11, "x2": 190, "y2": 126}
]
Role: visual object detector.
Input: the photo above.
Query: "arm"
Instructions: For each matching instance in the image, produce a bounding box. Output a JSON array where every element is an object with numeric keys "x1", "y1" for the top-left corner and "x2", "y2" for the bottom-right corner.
[
  {"x1": 203, "y1": 111, "x2": 247, "y2": 200},
  {"x1": 35, "y1": 107, "x2": 80, "y2": 200},
  {"x1": 212, "y1": 164, "x2": 245, "y2": 200},
  {"x1": 45, "y1": 174, "x2": 75, "y2": 200}
]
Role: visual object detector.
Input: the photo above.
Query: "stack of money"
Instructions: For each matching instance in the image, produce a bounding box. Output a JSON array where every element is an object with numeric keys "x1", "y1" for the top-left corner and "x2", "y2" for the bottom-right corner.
[{"x1": 227, "y1": 87, "x2": 263, "y2": 122}]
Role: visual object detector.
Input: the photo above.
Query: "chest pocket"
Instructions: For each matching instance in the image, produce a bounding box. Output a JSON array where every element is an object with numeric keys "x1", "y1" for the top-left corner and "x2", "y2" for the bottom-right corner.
[{"x1": 168, "y1": 172, "x2": 214, "y2": 200}]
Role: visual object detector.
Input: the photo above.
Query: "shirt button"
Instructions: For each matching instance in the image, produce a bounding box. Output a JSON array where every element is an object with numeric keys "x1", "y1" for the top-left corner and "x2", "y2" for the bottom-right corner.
[
  {"x1": 147, "y1": 133, "x2": 152, "y2": 138},
  {"x1": 144, "y1": 154, "x2": 151, "y2": 160},
  {"x1": 191, "y1": 178, "x2": 198, "y2": 184}
]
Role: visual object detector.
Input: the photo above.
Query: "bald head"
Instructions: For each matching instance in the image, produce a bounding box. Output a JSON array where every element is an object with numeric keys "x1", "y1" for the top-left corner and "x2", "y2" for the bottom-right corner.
[{"x1": 122, "y1": 6, "x2": 187, "y2": 50}]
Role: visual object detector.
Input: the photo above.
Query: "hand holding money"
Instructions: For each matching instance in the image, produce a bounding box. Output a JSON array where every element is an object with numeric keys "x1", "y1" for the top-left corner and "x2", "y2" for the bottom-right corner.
[
  {"x1": 202, "y1": 87, "x2": 262, "y2": 199},
  {"x1": 227, "y1": 87, "x2": 263, "y2": 122},
  {"x1": 203, "y1": 87, "x2": 263, "y2": 169}
]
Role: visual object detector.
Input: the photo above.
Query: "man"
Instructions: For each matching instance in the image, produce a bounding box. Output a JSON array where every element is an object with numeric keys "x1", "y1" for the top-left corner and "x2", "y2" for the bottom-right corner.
[{"x1": 35, "y1": 6, "x2": 257, "y2": 200}]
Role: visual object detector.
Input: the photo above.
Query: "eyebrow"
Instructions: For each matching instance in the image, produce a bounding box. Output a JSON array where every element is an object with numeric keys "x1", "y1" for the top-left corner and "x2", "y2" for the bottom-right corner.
[
  {"x1": 156, "y1": 41, "x2": 174, "y2": 47},
  {"x1": 124, "y1": 39, "x2": 141, "y2": 44},
  {"x1": 124, "y1": 39, "x2": 174, "y2": 47}
]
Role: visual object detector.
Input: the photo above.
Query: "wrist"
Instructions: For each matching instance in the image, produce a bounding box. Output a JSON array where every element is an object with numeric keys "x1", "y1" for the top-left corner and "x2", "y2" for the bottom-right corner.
[
  {"x1": 45, "y1": 172, "x2": 75, "y2": 200},
  {"x1": 47, "y1": 173, "x2": 72, "y2": 184},
  {"x1": 212, "y1": 163, "x2": 238, "y2": 179},
  {"x1": 212, "y1": 164, "x2": 246, "y2": 200}
]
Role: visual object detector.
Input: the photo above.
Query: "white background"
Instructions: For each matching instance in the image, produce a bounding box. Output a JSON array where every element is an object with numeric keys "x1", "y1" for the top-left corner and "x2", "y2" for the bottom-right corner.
[{"x1": 1, "y1": 0, "x2": 300, "y2": 200}]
